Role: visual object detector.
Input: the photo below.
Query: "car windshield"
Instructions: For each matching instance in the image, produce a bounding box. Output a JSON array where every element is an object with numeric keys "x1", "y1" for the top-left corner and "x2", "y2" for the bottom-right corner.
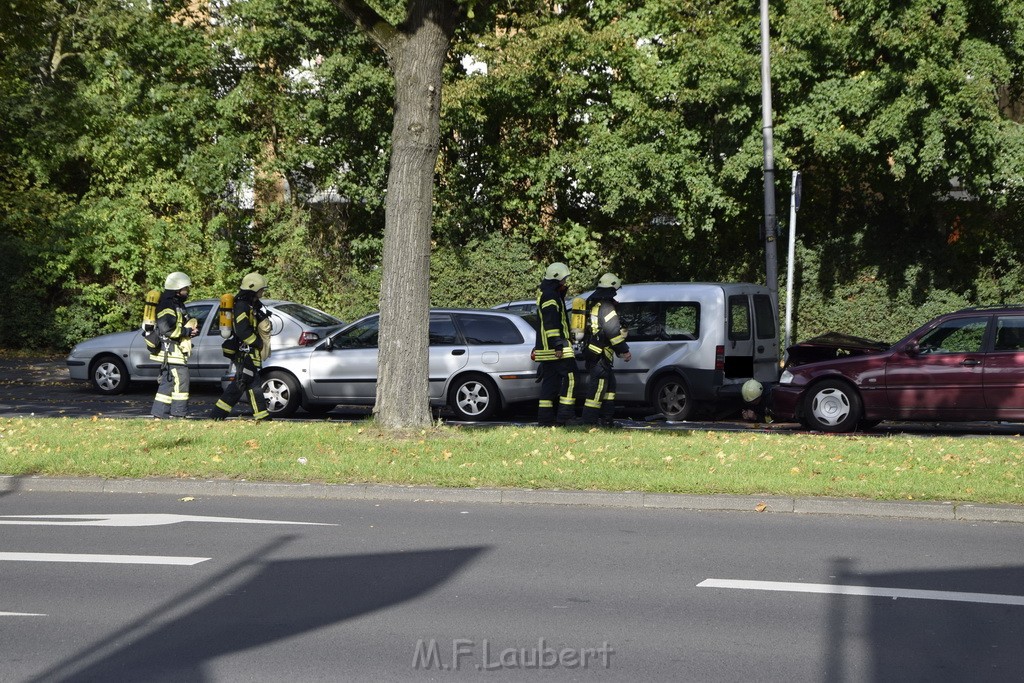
[{"x1": 274, "y1": 303, "x2": 343, "y2": 327}]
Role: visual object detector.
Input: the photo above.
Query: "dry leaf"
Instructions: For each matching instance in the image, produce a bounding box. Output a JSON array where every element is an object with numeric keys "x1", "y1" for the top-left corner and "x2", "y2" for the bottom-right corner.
[
  {"x1": 179, "y1": 496, "x2": 195, "y2": 502},
  {"x1": 755, "y1": 502, "x2": 768, "y2": 512}
]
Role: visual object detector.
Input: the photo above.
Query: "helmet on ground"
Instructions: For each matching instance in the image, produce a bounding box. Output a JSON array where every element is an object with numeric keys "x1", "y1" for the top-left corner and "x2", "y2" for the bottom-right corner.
[
  {"x1": 164, "y1": 272, "x2": 192, "y2": 291},
  {"x1": 741, "y1": 379, "x2": 764, "y2": 403},
  {"x1": 241, "y1": 272, "x2": 268, "y2": 292},
  {"x1": 544, "y1": 262, "x2": 570, "y2": 281},
  {"x1": 598, "y1": 272, "x2": 622, "y2": 289}
]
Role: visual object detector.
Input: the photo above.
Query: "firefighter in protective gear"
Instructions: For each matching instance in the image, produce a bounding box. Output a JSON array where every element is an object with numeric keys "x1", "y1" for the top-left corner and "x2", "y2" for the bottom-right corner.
[
  {"x1": 580, "y1": 272, "x2": 631, "y2": 426},
  {"x1": 150, "y1": 271, "x2": 199, "y2": 419},
  {"x1": 210, "y1": 272, "x2": 272, "y2": 421},
  {"x1": 532, "y1": 262, "x2": 577, "y2": 425}
]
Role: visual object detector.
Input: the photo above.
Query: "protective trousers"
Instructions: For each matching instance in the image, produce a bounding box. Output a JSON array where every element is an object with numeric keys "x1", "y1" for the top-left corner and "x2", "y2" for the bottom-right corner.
[
  {"x1": 537, "y1": 357, "x2": 577, "y2": 425},
  {"x1": 211, "y1": 349, "x2": 269, "y2": 420},
  {"x1": 581, "y1": 359, "x2": 617, "y2": 426},
  {"x1": 152, "y1": 365, "x2": 190, "y2": 418}
]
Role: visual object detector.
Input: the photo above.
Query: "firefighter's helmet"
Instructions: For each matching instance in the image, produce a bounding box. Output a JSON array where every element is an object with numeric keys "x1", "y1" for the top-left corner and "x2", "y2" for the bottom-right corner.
[
  {"x1": 598, "y1": 272, "x2": 622, "y2": 289},
  {"x1": 241, "y1": 272, "x2": 268, "y2": 292},
  {"x1": 544, "y1": 262, "x2": 570, "y2": 281},
  {"x1": 742, "y1": 379, "x2": 764, "y2": 403},
  {"x1": 164, "y1": 271, "x2": 192, "y2": 291}
]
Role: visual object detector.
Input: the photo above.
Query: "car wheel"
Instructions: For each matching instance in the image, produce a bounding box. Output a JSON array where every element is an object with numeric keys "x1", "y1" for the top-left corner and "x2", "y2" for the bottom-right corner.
[
  {"x1": 803, "y1": 379, "x2": 862, "y2": 433},
  {"x1": 90, "y1": 355, "x2": 129, "y2": 394},
  {"x1": 261, "y1": 371, "x2": 301, "y2": 417},
  {"x1": 653, "y1": 375, "x2": 694, "y2": 421},
  {"x1": 448, "y1": 374, "x2": 499, "y2": 421}
]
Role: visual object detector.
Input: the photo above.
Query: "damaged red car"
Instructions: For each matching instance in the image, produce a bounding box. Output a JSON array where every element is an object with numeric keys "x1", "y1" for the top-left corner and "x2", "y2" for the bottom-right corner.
[{"x1": 772, "y1": 307, "x2": 1024, "y2": 432}]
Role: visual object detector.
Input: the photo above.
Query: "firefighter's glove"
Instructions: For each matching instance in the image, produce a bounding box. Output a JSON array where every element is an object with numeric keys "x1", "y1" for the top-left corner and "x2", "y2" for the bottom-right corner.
[{"x1": 185, "y1": 318, "x2": 200, "y2": 338}]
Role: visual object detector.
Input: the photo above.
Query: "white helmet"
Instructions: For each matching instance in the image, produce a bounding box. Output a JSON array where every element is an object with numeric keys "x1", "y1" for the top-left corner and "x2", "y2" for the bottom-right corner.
[
  {"x1": 241, "y1": 272, "x2": 268, "y2": 292},
  {"x1": 544, "y1": 262, "x2": 570, "y2": 281},
  {"x1": 598, "y1": 272, "x2": 622, "y2": 289},
  {"x1": 164, "y1": 271, "x2": 192, "y2": 291},
  {"x1": 741, "y1": 379, "x2": 764, "y2": 403}
]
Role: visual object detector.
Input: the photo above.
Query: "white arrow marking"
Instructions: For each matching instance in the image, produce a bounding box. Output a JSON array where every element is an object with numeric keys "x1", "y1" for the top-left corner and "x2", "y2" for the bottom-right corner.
[
  {"x1": 1, "y1": 611, "x2": 47, "y2": 617},
  {"x1": 0, "y1": 552, "x2": 208, "y2": 565},
  {"x1": 698, "y1": 578, "x2": 1024, "y2": 607},
  {"x1": 0, "y1": 514, "x2": 335, "y2": 527}
]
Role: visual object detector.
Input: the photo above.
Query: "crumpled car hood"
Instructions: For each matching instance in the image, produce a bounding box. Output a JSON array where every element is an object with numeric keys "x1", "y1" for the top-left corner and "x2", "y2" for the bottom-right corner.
[{"x1": 784, "y1": 332, "x2": 890, "y2": 367}]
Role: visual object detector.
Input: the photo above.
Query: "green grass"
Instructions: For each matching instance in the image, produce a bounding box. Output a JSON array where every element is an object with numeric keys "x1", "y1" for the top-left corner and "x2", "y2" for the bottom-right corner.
[{"x1": 2, "y1": 417, "x2": 1023, "y2": 504}]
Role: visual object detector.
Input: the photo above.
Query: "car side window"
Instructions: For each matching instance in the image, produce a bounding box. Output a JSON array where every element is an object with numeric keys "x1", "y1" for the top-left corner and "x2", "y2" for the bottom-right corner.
[
  {"x1": 917, "y1": 317, "x2": 988, "y2": 354},
  {"x1": 429, "y1": 314, "x2": 460, "y2": 346},
  {"x1": 994, "y1": 316, "x2": 1024, "y2": 351},
  {"x1": 456, "y1": 314, "x2": 524, "y2": 345},
  {"x1": 332, "y1": 317, "x2": 379, "y2": 349},
  {"x1": 619, "y1": 302, "x2": 699, "y2": 342},
  {"x1": 186, "y1": 303, "x2": 216, "y2": 335}
]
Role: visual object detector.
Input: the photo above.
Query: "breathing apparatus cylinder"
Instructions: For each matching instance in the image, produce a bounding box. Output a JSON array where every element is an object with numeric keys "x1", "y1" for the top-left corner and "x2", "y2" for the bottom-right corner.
[
  {"x1": 142, "y1": 289, "x2": 160, "y2": 332},
  {"x1": 219, "y1": 293, "x2": 235, "y2": 339},
  {"x1": 569, "y1": 297, "x2": 587, "y2": 342}
]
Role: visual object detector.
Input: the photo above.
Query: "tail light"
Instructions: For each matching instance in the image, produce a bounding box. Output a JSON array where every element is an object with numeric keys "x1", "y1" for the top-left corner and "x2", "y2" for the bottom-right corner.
[
  {"x1": 298, "y1": 331, "x2": 321, "y2": 346},
  {"x1": 715, "y1": 345, "x2": 725, "y2": 371}
]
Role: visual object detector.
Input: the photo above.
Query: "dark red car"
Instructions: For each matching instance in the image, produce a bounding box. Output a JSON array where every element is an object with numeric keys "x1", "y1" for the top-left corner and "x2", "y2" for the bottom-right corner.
[{"x1": 773, "y1": 307, "x2": 1024, "y2": 432}]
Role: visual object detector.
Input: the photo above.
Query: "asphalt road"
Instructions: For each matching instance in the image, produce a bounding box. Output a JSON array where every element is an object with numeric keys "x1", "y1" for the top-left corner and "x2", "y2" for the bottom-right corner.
[{"x1": 2, "y1": 489, "x2": 1022, "y2": 682}]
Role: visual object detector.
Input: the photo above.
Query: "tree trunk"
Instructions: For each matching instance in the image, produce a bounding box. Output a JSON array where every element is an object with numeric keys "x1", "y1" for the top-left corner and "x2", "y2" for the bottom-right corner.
[{"x1": 373, "y1": 2, "x2": 455, "y2": 428}]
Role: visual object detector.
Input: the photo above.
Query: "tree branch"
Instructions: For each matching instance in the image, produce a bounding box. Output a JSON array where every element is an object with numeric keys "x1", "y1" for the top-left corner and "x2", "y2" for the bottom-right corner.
[{"x1": 330, "y1": 0, "x2": 401, "y2": 60}]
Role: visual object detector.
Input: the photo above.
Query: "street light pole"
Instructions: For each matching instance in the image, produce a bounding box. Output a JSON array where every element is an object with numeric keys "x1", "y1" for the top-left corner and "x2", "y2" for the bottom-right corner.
[{"x1": 759, "y1": 0, "x2": 779, "y2": 309}]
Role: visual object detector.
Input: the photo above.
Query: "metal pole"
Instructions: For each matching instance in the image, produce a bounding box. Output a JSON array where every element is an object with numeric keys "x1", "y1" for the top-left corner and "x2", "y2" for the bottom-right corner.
[
  {"x1": 760, "y1": 0, "x2": 779, "y2": 309},
  {"x1": 784, "y1": 171, "x2": 801, "y2": 356}
]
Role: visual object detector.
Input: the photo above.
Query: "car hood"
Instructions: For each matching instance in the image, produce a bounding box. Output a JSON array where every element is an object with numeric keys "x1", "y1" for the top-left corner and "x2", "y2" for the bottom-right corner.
[
  {"x1": 784, "y1": 332, "x2": 890, "y2": 368},
  {"x1": 71, "y1": 329, "x2": 140, "y2": 350}
]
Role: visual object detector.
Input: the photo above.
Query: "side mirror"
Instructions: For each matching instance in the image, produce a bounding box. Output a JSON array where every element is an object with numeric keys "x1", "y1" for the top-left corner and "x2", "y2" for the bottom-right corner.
[{"x1": 905, "y1": 341, "x2": 920, "y2": 356}]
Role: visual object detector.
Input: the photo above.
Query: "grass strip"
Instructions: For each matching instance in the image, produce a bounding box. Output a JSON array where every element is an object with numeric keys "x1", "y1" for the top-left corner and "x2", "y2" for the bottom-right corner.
[{"x1": 1, "y1": 417, "x2": 1022, "y2": 504}]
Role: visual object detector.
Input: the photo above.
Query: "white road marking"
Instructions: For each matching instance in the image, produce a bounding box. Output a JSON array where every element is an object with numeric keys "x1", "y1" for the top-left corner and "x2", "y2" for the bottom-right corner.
[
  {"x1": 698, "y1": 578, "x2": 1024, "y2": 606},
  {"x1": 0, "y1": 611, "x2": 46, "y2": 617},
  {"x1": 0, "y1": 513, "x2": 335, "y2": 527},
  {"x1": 0, "y1": 552, "x2": 208, "y2": 566}
]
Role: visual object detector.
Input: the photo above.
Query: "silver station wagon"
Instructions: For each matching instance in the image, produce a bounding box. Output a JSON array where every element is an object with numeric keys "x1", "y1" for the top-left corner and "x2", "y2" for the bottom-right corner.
[
  {"x1": 66, "y1": 299, "x2": 344, "y2": 394},
  {"x1": 258, "y1": 309, "x2": 541, "y2": 420}
]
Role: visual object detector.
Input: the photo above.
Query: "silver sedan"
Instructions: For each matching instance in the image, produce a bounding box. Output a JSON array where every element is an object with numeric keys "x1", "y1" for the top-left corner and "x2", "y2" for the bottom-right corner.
[
  {"x1": 258, "y1": 309, "x2": 541, "y2": 420},
  {"x1": 66, "y1": 299, "x2": 344, "y2": 394}
]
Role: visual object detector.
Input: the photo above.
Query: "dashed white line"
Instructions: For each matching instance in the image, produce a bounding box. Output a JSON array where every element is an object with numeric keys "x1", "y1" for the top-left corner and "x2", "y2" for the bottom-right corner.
[
  {"x1": 0, "y1": 552, "x2": 209, "y2": 566},
  {"x1": 698, "y1": 578, "x2": 1024, "y2": 607}
]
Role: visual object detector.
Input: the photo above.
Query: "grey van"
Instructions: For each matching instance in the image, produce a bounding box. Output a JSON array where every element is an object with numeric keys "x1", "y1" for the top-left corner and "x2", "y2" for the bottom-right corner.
[{"x1": 578, "y1": 282, "x2": 779, "y2": 420}]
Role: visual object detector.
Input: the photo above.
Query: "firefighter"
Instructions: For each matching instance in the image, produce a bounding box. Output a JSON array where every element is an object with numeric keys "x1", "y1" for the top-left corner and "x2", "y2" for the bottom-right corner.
[
  {"x1": 533, "y1": 262, "x2": 578, "y2": 426},
  {"x1": 210, "y1": 272, "x2": 273, "y2": 421},
  {"x1": 580, "y1": 273, "x2": 631, "y2": 427},
  {"x1": 150, "y1": 271, "x2": 199, "y2": 419}
]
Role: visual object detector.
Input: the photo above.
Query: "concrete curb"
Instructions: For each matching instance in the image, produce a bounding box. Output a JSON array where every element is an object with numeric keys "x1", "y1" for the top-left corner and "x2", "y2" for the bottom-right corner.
[{"x1": 3, "y1": 475, "x2": 1023, "y2": 524}]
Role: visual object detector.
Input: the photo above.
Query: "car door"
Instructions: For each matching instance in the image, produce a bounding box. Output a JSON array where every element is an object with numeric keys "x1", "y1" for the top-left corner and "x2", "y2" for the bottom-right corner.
[
  {"x1": 884, "y1": 315, "x2": 990, "y2": 419},
  {"x1": 307, "y1": 316, "x2": 380, "y2": 402},
  {"x1": 428, "y1": 313, "x2": 468, "y2": 401},
  {"x1": 752, "y1": 293, "x2": 780, "y2": 382},
  {"x1": 984, "y1": 314, "x2": 1024, "y2": 417},
  {"x1": 186, "y1": 302, "x2": 227, "y2": 380}
]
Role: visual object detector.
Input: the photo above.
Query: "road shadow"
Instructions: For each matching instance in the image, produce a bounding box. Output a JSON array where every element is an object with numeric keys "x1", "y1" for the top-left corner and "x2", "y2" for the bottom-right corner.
[
  {"x1": 822, "y1": 558, "x2": 1024, "y2": 681},
  {"x1": 29, "y1": 538, "x2": 488, "y2": 682}
]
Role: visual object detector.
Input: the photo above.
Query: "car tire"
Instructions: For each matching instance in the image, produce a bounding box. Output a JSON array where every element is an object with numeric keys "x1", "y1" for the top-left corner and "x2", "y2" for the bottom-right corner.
[
  {"x1": 653, "y1": 375, "x2": 694, "y2": 421},
  {"x1": 802, "y1": 379, "x2": 862, "y2": 433},
  {"x1": 90, "y1": 355, "x2": 129, "y2": 395},
  {"x1": 448, "y1": 374, "x2": 499, "y2": 421},
  {"x1": 261, "y1": 371, "x2": 301, "y2": 417}
]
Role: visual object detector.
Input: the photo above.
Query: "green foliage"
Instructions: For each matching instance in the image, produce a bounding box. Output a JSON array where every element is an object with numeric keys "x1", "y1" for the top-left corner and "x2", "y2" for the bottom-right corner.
[{"x1": 1, "y1": 0, "x2": 1022, "y2": 354}]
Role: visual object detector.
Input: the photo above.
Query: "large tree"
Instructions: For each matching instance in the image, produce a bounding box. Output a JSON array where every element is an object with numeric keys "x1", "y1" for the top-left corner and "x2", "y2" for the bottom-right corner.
[{"x1": 331, "y1": 0, "x2": 464, "y2": 428}]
